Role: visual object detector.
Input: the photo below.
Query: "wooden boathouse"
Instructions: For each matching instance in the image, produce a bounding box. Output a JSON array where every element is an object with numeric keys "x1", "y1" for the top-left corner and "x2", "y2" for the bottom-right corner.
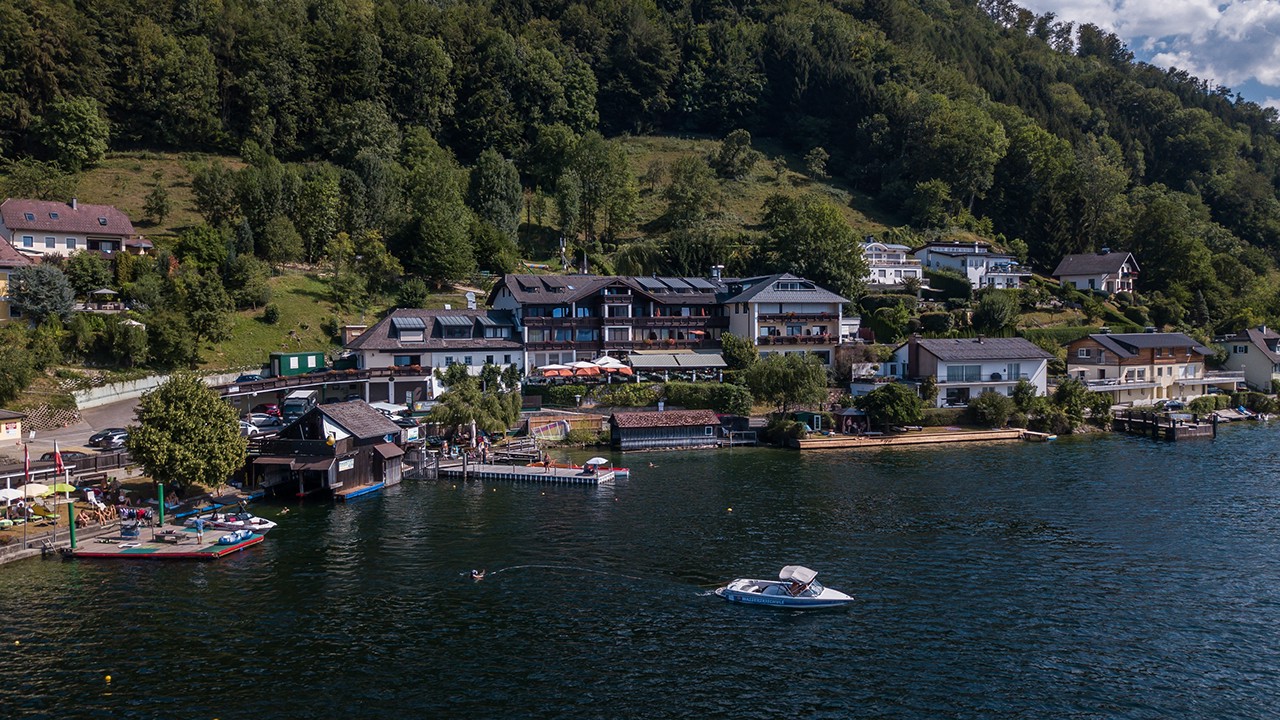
[
  {"x1": 248, "y1": 401, "x2": 406, "y2": 497},
  {"x1": 1112, "y1": 410, "x2": 1217, "y2": 440},
  {"x1": 609, "y1": 409, "x2": 721, "y2": 451}
]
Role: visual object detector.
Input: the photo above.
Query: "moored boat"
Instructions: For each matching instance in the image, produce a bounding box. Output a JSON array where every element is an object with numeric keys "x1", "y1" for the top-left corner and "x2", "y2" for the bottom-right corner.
[
  {"x1": 715, "y1": 566, "x2": 854, "y2": 609},
  {"x1": 185, "y1": 511, "x2": 277, "y2": 534}
]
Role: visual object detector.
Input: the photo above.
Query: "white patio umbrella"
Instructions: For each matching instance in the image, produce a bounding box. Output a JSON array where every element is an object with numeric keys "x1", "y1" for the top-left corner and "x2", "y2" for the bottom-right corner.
[
  {"x1": 584, "y1": 457, "x2": 609, "y2": 467},
  {"x1": 0, "y1": 487, "x2": 22, "y2": 503},
  {"x1": 18, "y1": 483, "x2": 50, "y2": 498},
  {"x1": 592, "y1": 356, "x2": 627, "y2": 368}
]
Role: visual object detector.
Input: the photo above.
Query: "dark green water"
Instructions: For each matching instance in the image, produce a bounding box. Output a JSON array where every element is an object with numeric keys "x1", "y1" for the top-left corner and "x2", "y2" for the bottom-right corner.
[{"x1": 5, "y1": 424, "x2": 1280, "y2": 718}]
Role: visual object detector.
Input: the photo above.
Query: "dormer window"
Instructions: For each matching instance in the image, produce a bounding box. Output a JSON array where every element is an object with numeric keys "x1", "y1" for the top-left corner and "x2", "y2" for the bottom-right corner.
[
  {"x1": 98, "y1": 217, "x2": 108, "y2": 226},
  {"x1": 23, "y1": 212, "x2": 34, "y2": 221},
  {"x1": 48, "y1": 212, "x2": 59, "y2": 220},
  {"x1": 391, "y1": 316, "x2": 426, "y2": 342}
]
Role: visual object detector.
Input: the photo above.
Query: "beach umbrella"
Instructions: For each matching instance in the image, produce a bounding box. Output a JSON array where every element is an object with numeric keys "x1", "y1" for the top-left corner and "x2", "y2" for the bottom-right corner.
[
  {"x1": 0, "y1": 488, "x2": 21, "y2": 503},
  {"x1": 50, "y1": 482, "x2": 77, "y2": 499},
  {"x1": 615, "y1": 366, "x2": 634, "y2": 376},
  {"x1": 569, "y1": 361, "x2": 602, "y2": 376},
  {"x1": 584, "y1": 457, "x2": 609, "y2": 467},
  {"x1": 18, "y1": 483, "x2": 50, "y2": 498},
  {"x1": 592, "y1": 356, "x2": 627, "y2": 368}
]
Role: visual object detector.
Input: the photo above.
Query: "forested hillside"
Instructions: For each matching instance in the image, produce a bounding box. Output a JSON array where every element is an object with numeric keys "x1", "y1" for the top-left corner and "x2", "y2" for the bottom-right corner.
[{"x1": 3, "y1": 0, "x2": 1280, "y2": 332}]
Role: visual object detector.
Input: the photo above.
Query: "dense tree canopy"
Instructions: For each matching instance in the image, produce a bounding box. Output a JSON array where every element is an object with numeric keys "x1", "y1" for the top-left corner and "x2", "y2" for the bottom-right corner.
[{"x1": 126, "y1": 373, "x2": 246, "y2": 493}]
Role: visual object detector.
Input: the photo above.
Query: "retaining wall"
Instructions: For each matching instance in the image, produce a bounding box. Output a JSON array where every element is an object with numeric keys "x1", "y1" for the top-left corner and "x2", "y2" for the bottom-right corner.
[{"x1": 73, "y1": 372, "x2": 242, "y2": 410}]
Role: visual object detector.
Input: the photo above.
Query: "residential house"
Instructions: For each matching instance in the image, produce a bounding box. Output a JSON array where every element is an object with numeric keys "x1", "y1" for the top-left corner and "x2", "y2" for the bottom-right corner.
[
  {"x1": 1065, "y1": 332, "x2": 1241, "y2": 405},
  {"x1": 913, "y1": 241, "x2": 1031, "y2": 289},
  {"x1": 609, "y1": 409, "x2": 721, "y2": 450},
  {"x1": 344, "y1": 308, "x2": 523, "y2": 405},
  {"x1": 884, "y1": 336, "x2": 1052, "y2": 407},
  {"x1": 488, "y1": 273, "x2": 728, "y2": 370},
  {"x1": 0, "y1": 239, "x2": 32, "y2": 320},
  {"x1": 1051, "y1": 249, "x2": 1139, "y2": 295},
  {"x1": 861, "y1": 239, "x2": 923, "y2": 287},
  {"x1": 0, "y1": 198, "x2": 148, "y2": 258},
  {"x1": 248, "y1": 401, "x2": 404, "y2": 497},
  {"x1": 1220, "y1": 326, "x2": 1280, "y2": 392},
  {"x1": 722, "y1": 273, "x2": 855, "y2": 366},
  {"x1": 0, "y1": 409, "x2": 25, "y2": 443}
]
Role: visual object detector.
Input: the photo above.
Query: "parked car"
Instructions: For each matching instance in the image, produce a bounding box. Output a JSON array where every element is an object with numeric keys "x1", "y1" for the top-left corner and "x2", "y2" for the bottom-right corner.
[
  {"x1": 97, "y1": 430, "x2": 129, "y2": 450},
  {"x1": 236, "y1": 374, "x2": 264, "y2": 383},
  {"x1": 239, "y1": 421, "x2": 263, "y2": 437},
  {"x1": 89, "y1": 427, "x2": 128, "y2": 447},
  {"x1": 252, "y1": 403, "x2": 281, "y2": 417},
  {"x1": 39, "y1": 449, "x2": 92, "y2": 462},
  {"x1": 244, "y1": 413, "x2": 283, "y2": 428},
  {"x1": 393, "y1": 417, "x2": 419, "y2": 428}
]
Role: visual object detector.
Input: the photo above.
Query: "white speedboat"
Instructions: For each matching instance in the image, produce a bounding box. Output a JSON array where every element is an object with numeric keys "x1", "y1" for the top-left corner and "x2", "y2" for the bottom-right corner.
[
  {"x1": 715, "y1": 566, "x2": 854, "y2": 609},
  {"x1": 185, "y1": 512, "x2": 277, "y2": 534}
]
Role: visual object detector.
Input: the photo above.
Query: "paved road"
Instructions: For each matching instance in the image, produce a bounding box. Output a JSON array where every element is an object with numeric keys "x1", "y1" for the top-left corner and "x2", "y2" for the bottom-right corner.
[{"x1": 23, "y1": 398, "x2": 141, "y2": 455}]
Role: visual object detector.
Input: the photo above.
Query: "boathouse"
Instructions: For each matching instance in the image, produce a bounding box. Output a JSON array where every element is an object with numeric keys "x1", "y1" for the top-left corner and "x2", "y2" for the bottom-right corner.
[
  {"x1": 248, "y1": 401, "x2": 404, "y2": 497},
  {"x1": 609, "y1": 409, "x2": 720, "y2": 450}
]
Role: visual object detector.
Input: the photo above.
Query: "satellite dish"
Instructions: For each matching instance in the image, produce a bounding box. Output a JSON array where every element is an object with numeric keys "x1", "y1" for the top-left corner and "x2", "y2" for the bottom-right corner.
[{"x1": 465, "y1": 291, "x2": 477, "y2": 310}]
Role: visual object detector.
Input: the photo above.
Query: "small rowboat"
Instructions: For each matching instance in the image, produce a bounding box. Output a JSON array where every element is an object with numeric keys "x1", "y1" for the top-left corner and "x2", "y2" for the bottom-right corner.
[{"x1": 715, "y1": 566, "x2": 854, "y2": 609}]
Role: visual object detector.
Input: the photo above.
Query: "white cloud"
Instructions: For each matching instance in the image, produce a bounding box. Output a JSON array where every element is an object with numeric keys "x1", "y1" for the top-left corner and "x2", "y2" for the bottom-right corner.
[
  {"x1": 1017, "y1": 0, "x2": 1280, "y2": 99},
  {"x1": 1265, "y1": 97, "x2": 1280, "y2": 112}
]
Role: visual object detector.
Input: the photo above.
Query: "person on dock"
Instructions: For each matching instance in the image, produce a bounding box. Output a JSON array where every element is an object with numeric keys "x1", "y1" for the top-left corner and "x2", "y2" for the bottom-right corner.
[{"x1": 194, "y1": 517, "x2": 205, "y2": 544}]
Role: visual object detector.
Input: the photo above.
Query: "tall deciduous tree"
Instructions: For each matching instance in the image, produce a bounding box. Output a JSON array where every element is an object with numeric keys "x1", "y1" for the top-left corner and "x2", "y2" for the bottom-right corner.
[
  {"x1": 0, "y1": 158, "x2": 79, "y2": 201},
  {"x1": 745, "y1": 352, "x2": 827, "y2": 413},
  {"x1": 856, "y1": 382, "x2": 924, "y2": 429},
  {"x1": 127, "y1": 373, "x2": 246, "y2": 494},
  {"x1": 37, "y1": 96, "x2": 109, "y2": 171},
  {"x1": 760, "y1": 193, "x2": 866, "y2": 300},
  {"x1": 468, "y1": 149, "x2": 523, "y2": 241},
  {"x1": 664, "y1": 155, "x2": 718, "y2": 227},
  {"x1": 64, "y1": 251, "x2": 113, "y2": 298},
  {"x1": 971, "y1": 290, "x2": 1020, "y2": 334},
  {"x1": 399, "y1": 134, "x2": 475, "y2": 287}
]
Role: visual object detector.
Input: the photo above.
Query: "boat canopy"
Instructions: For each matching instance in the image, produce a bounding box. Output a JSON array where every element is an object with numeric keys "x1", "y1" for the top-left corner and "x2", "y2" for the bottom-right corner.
[{"x1": 779, "y1": 566, "x2": 817, "y2": 584}]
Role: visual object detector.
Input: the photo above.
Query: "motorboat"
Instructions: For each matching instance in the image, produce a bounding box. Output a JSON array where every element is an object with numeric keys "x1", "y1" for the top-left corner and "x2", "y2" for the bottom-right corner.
[
  {"x1": 715, "y1": 566, "x2": 854, "y2": 609},
  {"x1": 185, "y1": 512, "x2": 277, "y2": 534}
]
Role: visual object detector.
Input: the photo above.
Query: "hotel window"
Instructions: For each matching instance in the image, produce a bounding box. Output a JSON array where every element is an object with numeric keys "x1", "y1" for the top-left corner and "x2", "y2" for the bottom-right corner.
[
  {"x1": 786, "y1": 325, "x2": 803, "y2": 336},
  {"x1": 393, "y1": 355, "x2": 420, "y2": 366},
  {"x1": 575, "y1": 307, "x2": 592, "y2": 318}
]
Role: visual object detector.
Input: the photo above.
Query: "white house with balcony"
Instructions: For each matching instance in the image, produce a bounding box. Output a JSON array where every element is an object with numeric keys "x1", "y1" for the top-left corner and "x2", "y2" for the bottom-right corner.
[
  {"x1": 913, "y1": 240, "x2": 1030, "y2": 289},
  {"x1": 722, "y1": 273, "x2": 855, "y2": 366},
  {"x1": 883, "y1": 336, "x2": 1052, "y2": 407},
  {"x1": 1051, "y1": 250, "x2": 1138, "y2": 295},
  {"x1": 0, "y1": 198, "x2": 150, "y2": 258},
  {"x1": 1221, "y1": 326, "x2": 1280, "y2": 392},
  {"x1": 861, "y1": 239, "x2": 923, "y2": 287}
]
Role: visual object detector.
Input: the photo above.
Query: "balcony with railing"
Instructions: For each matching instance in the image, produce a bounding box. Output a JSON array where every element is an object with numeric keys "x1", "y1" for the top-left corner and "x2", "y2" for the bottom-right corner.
[
  {"x1": 599, "y1": 293, "x2": 634, "y2": 304},
  {"x1": 523, "y1": 316, "x2": 603, "y2": 328},
  {"x1": 1176, "y1": 370, "x2": 1245, "y2": 385},
  {"x1": 937, "y1": 372, "x2": 1031, "y2": 386},
  {"x1": 1081, "y1": 377, "x2": 1161, "y2": 391},
  {"x1": 757, "y1": 312, "x2": 838, "y2": 323},
  {"x1": 756, "y1": 334, "x2": 835, "y2": 346},
  {"x1": 602, "y1": 338, "x2": 713, "y2": 350}
]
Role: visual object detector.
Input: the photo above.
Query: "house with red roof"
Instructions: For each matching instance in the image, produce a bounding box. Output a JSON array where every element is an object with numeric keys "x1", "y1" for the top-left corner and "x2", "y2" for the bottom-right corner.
[{"x1": 0, "y1": 198, "x2": 151, "y2": 259}]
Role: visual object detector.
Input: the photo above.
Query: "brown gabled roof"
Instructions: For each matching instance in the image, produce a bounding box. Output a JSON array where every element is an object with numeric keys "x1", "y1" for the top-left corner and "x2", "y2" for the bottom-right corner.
[
  {"x1": 1, "y1": 198, "x2": 135, "y2": 237},
  {"x1": 1225, "y1": 327, "x2": 1280, "y2": 363},
  {"x1": 611, "y1": 409, "x2": 719, "y2": 429},
  {"x1": 0, "y1": 239, "x2": 33, "y2": 269},
  {"x1": 488, "y1": 274, "x2": 725, "y2": 307},
  {"x1": 345, "y1": 308, "x2": 522, "y2": 353},
  {"x1": 319, "y1": 401, "x2": 403, "y2": 440}
]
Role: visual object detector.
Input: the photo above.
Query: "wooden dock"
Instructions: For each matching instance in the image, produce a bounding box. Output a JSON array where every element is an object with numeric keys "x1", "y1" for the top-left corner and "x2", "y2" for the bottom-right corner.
[
  {"x1": 437, "y1": 461, "x2": 613, "y2": 485},
  {"x1": 1113, "y1": 410, "x2": 1217, "y2": 440},
  {"x1": 334, "y1": 482, "x2": 386, "y2": 502},
  {"x1": 66, "y1": 523, "x2": 265, "y2": 561},
  {"x1": 795, "y1": 428, "x2": 1026, "y2": 450}
]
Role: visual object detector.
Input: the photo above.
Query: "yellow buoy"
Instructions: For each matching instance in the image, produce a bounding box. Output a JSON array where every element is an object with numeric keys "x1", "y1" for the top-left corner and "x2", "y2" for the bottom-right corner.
[
  {"x1": 14, "y1": 640, "x2": 19, "y2": 645},
  {"x1": 105, "y1": 675, "x2": 112, "y2": 683},
  {"x1": 727, "y1": 507, "x2": 733, "y2": 512}
]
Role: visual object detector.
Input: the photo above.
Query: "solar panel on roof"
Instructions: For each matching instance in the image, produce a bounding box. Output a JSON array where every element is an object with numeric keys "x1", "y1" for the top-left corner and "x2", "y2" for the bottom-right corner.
[
  {"x1": 435, "y1": 316, "x2": 474, "y2": 326},
  {"x1": 637, "y1": 277, "x2": 665, "y2": 290},
  {"x1": 659, "y1": 277, "x2": 692, "y2": 290},
  {"x1": 686, "y1": 278, "x2": 715, "y2": 290},
  {"x1": 391, "y1": 317, "x2": 426, "y2": 330}
]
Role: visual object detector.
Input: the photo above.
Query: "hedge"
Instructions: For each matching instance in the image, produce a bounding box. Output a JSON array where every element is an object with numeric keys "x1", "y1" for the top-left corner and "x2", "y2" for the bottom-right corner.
[
  {"x1": 923, "y1": 269, "x2": 972, "y2": 301},
  {"x1": 663, "y1": 381, "x2": 753, "y2": 415}
]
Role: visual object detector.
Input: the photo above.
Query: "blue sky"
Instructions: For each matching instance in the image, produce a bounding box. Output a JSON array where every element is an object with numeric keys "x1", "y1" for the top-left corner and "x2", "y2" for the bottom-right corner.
[{"x1": 1016, "y1": 0, "x2": 1280, "y2": 110}]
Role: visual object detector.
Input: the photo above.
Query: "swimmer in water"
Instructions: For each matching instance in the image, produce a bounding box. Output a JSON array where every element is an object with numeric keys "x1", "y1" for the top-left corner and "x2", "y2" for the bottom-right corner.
[{"x1": 471, "y1": 569, "x2": 486, "y2": 581}]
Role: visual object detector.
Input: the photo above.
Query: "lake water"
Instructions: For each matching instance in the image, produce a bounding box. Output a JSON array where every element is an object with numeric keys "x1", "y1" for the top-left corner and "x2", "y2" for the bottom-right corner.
[{"x1": 4, "y1": 424, "x2": 1280, "y2": 718}]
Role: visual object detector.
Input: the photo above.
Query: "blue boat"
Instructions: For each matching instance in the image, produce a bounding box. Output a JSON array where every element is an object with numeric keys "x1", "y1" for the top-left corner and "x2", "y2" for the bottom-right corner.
[{"x1": 715, "y1": 566, "x2": 855, "y2": 609}]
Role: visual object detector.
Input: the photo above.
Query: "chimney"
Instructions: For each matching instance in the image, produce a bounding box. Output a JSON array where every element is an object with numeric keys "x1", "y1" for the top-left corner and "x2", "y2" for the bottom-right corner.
[
  {"x1": 1100, "y1": 247, "x2": 1111, "y2": 255},
  {"x1": 1260, "y1": 324, "x2": 1268, "y2": 335},
  {"x1": 907, "y1": 334, "x2": 921, "y2": 378},
  {"x1": 70, "y1": 198, "x2": 78, "y2": 210},
  {"x1": 976, "y1": 335, "x2": 984, "y2": 344},
  {"x1": 710, "y1": 265, "x2": 723, "y2": 281}
]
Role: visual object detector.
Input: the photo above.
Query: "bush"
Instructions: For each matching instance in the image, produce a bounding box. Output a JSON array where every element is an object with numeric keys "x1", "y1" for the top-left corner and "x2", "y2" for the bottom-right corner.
[
  {"x1": 543, "y1": 383, "x2": 589, "y2": 407},
  {"x1": 970, "y1": 390, "x2": 1015, "y2": 428},
  {"x1": 663, "y1": 381, "x2": 753, "y2": 415},
  {"x1": 919, "y1": 311, "x2": 953, "y2": 334},
  {"x1": 860, "y1": 294, "x2": 918, "y2": 314},
  {"x1": 564, "y1": 429, "x2": 608, "y2": 446},
  {"x1": 1187, "y1": 396, "x2": 1217, "y2": 414},
  {"x1": 1123, "y1": 305, "x2": 1150, "y2": 326},
  {"x1": 595, "y1": 384, "x2": 660, "y2": 407},
  {"x1": 920, "y1": 407, "x2": 965, "y2": 426},
  {"x1": 321, "y1": 316, "x2": 341, "y2": 340},
  {"x1": 1009, "y1": 411, "x2": 1028, "y2": 428},
  {"x1": 923, "y1": 269, "x2": 972, "y2": 301},
  {"x1": 262, "y1": 304, "x2": 280, "y2": 324}
]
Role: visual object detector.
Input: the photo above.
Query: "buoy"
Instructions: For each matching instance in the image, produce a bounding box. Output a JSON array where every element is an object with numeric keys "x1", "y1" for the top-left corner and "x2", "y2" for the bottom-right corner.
[
  {"x1": 105, "y1": 675, "x2": 112, "y2": 683},
  {"x1": 14, "y1": 640, "x2": 19, "y2": 645},
  {"x1": 727, "y1": 507, "x2": 733, "y2": 512}
]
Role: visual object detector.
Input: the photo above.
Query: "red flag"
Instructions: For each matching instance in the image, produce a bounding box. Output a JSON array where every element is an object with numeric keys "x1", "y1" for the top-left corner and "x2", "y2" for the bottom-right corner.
[
  {"x1": 23, "y1": 444, "x2": 29, "y2": 482},
  {"x1": 54, "y1": 440, "x2": 64, "y2": 476}
]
